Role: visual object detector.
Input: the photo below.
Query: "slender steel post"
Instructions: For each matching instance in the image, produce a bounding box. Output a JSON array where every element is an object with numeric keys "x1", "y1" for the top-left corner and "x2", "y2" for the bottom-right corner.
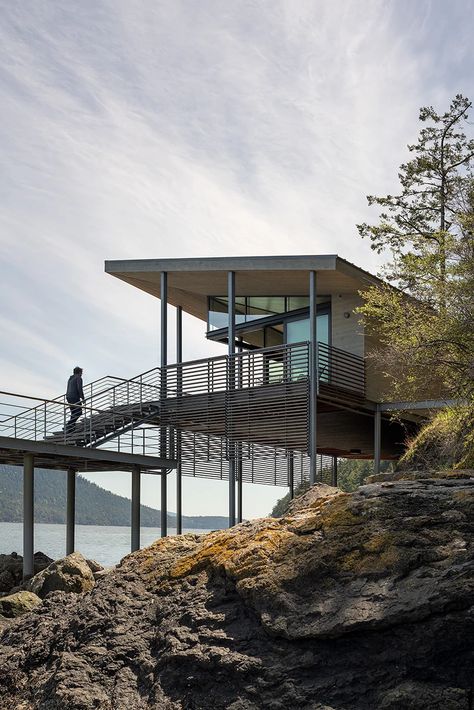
[
  {"x1": 332, "y1": 456, "x2": 338, "y2": 488},
  {"x1": 228, "y1": 271, "x2": 236, "y2": 527},
  {"x1": 236, "y1": 337, "x2": 243, "y2": 523},
  {"x1": 374, "y1": 405, "x2": 381, "y2": 475},
  {"x1": 131, "y1": 466, "x2": 141, "y2": 552},
  {"x1": 309, "y1": 271, "x2": 318, "y2": 485},
  {"x1": 66, "y1": 468, "x2": 76, "y2": 555},
  {"x1": 176, "y1": 305, "x2": 183, "y2": 535},
  {"x1": 288, "y1": 451, "x2": 294, "y2": 499},
  {"x1": 23, "y1": 453, "x2": 34, "y2": 580},
  {"x1": 160, "y1": 271, "x2": 168, "y2": 537},
  {"x1": 161, "y1": 472, "x2": 167, "y2": 538},
  {"x1": 237, "y1": 448, "x2": 243, "y2": 523}
]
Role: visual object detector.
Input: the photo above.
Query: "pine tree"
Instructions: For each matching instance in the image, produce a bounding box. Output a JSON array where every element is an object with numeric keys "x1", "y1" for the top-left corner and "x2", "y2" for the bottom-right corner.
[{"x1": 357, "y1": 95, "x2": 474, "y2": 404}]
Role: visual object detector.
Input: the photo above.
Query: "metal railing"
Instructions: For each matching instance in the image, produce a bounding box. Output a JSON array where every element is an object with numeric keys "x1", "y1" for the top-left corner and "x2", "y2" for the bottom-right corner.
[
  {"x1": 0, "y1": 390, "x2": 174, "y2": 459},
  {"x1": 318, "y1": 342, "x2": 365, "y2": 397},
  {"x1": 1, "y1": 341, "x2": 365, "y2": 481}
]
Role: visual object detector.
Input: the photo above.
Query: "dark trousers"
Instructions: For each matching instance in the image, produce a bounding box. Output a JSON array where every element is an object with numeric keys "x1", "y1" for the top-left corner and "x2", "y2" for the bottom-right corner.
[{"x1": 66, "y1": 401, "x2": 82, "y2": 431}]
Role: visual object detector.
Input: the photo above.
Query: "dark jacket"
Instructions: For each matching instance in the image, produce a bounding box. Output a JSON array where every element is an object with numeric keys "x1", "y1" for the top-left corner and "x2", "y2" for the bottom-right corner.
[{"x1": 66, "y1": 374, "x2": 85, "y2": 403}]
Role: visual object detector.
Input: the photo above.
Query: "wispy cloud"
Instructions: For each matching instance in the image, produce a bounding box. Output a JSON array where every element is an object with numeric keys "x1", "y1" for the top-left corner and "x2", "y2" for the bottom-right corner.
[{"x1": 1, "y1": 0, "x2": 472, "y2": 514}]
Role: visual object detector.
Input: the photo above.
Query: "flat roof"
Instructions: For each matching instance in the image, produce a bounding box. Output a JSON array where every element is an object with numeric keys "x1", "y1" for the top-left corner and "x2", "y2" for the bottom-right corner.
[{"x1": 105, "y1": 254, "x2": 384, "y2": 323}]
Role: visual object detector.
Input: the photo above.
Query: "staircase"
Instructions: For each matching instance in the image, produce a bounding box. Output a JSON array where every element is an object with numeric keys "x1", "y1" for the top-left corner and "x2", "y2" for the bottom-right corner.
[
  {"x1": 9, "y1": 369, "x2": 163, "y2": 452},
  {"x1": 45, "y1": 400, "x2": 161, "y2": 447}
]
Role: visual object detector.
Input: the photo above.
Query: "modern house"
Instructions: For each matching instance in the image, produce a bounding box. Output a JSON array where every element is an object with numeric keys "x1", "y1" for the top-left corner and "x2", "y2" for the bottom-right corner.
[
  {"x1": 1, "y1": 253, "x2": 445, "y2": 578},
  {"x1": 104, "y1": 254, "x2": 426, "y2": 526}
]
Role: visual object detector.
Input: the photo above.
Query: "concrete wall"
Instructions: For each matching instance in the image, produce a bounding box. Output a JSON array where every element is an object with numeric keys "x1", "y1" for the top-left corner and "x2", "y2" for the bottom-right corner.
[{"x1": 331, "y1": 294, "x2": 365, "y2": 358}]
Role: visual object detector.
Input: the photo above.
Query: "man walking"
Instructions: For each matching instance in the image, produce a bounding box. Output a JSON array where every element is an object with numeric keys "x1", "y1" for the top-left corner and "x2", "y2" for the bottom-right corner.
[{"x1": 66, "y1": 366, "x2": 85, "y2": 433}]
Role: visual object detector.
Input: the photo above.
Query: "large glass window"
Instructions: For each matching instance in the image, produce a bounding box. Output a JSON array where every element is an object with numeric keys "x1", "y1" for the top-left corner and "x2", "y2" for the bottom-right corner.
[
  {"x1": 286, "y1": 313, "x2": 329, "y2": 346},
  {"x1": 207, "y1": 295, "x2": 323, "y2": 331},
  {"x1": 247, "y1": 297, "x2": 286, "y2": 321},
  {"x1": 208, "y1": 297, "x2": 246, "y2": 330}
]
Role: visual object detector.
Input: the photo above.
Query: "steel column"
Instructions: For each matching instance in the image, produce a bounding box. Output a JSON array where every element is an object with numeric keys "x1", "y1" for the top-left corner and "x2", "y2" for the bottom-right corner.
[
  {"x1": 309, "y1": 270, "x2": 318, "y2": 485},
  {"x1": 66, "y1": 468, "x2": 76, "y2": 555},
  {"x1": 176, "y1": 305, "x2": 183, "y2": 535},
  {"x1": 161, "y1": 471, "x2": 167, "y2": 538},
  {"x1": 237, "y1": 447, "x2": 243, "y2": 523},
  {"x1": 288, "y1": 451, "x2": 294, "y2": 499},
  {"x1": 332, "y1": 456, "x2": 338, "y2": 487},
  {"x1": 160, "y1": 271, "x2": 168, "y2": 537},
  {"x1": 374, "y1": 405, "x2": 381, "y2": 475},
  {"x1": 131, "y1": 466, "x2": 141, "y2": 552},
  {"x1": 228, "y1": 270, "x2": 236, "y2": 527},
  {"x1": 23, "y1": 453, "x2": 34, "y2": 580}
]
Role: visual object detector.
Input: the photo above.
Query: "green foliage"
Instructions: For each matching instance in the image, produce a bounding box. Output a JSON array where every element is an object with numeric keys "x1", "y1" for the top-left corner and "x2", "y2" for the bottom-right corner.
[
  {"x1": 399, "y1": 405, "x2": 474, "y2": 470},
  {"x1": 357, "y1": 95, "x2": 474, "y2": 405},
  {"x1": 0, "y1": 466, "x2": 227, "y2": 529},
  {"x1": 270, "y1": 460, "x2": 393, "y2": 517},
  {"x1": 270, "y1": 481, "x2": 309, "y2": 518},
  {"x1": 337, "y1": 459, "x2": 392, "y2": 492}
]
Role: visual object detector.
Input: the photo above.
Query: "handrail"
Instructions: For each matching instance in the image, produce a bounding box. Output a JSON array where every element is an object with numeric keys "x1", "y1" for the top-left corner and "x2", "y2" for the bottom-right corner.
[
  {"x1": 1, "y1": 340, "x2": 365, "y2": 458},
  {"x1": 0, "y1": 375, "x2": 129, "y2": 424},
  {"x1": 0, "y1": 390, "x2": 122, "y2": 416}
]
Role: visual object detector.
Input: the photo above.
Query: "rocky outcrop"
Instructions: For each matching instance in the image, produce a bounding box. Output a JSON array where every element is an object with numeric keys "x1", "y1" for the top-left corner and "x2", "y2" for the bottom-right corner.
[
  {"x1": 25, "y1": 552, "x2": 95, "y2": 599},
  {"x1": 0, "y1": 590, "x2": 42, "y2": 618},
  {"x1": 0, "y1": 473, "x2": 473, "y2": 709},
  {"x1": 0, "y1": 551, "x2": 52, "y2": 596}
]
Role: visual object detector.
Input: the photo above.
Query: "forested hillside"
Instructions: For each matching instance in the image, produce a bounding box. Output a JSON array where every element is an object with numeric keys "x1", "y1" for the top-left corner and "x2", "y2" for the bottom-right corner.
[{"x1": 0, "y1": 465, "x2": 227, "y2": 529}]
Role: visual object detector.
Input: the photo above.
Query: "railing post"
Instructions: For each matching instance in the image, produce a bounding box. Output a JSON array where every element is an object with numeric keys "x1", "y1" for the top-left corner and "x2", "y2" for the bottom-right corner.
[{"x1": 309, "y1": 270, "x2": 318, "y2": 485}]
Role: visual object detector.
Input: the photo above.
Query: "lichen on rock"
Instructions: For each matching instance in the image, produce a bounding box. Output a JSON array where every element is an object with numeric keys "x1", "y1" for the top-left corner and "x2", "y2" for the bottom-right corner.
[
  {"x1": 0, "y1": 474, "x2": 473, "y2": 709},
  {"x1": 25, "y1": 551, "x2": 95, "y2": 598},
  {"x1": 0, "y1": 590, "x2": 42, "y2": 618}
]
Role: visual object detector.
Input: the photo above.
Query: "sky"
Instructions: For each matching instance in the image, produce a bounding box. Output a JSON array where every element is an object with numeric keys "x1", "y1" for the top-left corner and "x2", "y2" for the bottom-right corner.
[{"x1": 1, "y1": 0, "x2": 473, "y2": 519}]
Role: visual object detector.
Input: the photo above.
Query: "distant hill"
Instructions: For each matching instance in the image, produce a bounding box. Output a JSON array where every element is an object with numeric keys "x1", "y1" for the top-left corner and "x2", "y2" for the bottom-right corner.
[{"x1": 0, "y1": 465, "x2": 227, "y2": 530}]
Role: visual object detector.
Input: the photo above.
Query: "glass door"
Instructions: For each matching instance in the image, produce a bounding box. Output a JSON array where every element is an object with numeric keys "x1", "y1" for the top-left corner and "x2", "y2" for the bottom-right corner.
[{"x1": 286, "y1": 312, "x2": 330, "y2": 381}]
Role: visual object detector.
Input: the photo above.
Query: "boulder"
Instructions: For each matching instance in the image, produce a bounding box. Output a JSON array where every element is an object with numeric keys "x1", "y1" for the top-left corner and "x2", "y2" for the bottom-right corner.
[
  {"x1": 0, "y1": 475, "x2": 473, "y2": 709},
  {"x1": 0, "y1": 551, "x2": 52, "y2": 596},
  {"x1": 25, "y1": 552, "x2": 95, "y2": 599},
  {"x1": 0, "y1": 591, "x2": 42, "y2": 618}
]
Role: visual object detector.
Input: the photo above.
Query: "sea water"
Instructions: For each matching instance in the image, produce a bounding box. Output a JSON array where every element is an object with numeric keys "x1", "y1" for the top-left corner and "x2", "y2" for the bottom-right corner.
[{"x1": 0, "y1": 522, "x2": 213, "y2": 567}]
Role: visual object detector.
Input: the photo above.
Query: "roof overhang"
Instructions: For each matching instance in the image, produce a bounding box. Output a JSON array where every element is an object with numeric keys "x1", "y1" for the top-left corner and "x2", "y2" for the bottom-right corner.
[{"x1": 105, "y1": 254, "x2": 384, "y2": 323}]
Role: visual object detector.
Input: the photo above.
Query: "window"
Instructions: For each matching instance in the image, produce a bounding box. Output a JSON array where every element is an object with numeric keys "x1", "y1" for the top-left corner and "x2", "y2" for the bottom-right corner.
[
  {"x1": 286, "y1": 313, "x2": 329, "y2": 346},
  {"x1": 207, "y1": 295, "x2": 326, "y2": 331}
]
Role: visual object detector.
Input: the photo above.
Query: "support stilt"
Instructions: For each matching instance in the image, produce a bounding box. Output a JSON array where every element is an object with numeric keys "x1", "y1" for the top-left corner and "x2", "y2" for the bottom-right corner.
[
  {"x1": 227, "y1": 270, "x2": 236, "y2": 527},
  {"x1": 288, "y1": 451, "x2": 294, "y2": 499},
  {"x1": 332, "y1": 456, "x2": 338, "y2": 488},
  {"x1": 309, "y1": 270, "x2": 318, "y2": 485},
  {"x1": 237, "y1": 447, "x2": 243, "y2": 523},
  {"x1": 160, "y1": 270, "x2": 168, "y2": 537},
  {"x1": 161, "y1": 471, "x2": 167, "y2": 538},
  {"x1": 23, "y1": 453, "x2": 34, "y2": 580},
  {"x1": 66, "y1": 468, "x2": 76, "y2": 555},
  {"x1": 131, "y1": 466, "x2": 141, "y2": 552},
  {"x1": 374, "y1": 405, "x2": 381, "y2": 475},
  {"x1": 176, "y1": 305, "x2": 183, "y2": 535}
]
